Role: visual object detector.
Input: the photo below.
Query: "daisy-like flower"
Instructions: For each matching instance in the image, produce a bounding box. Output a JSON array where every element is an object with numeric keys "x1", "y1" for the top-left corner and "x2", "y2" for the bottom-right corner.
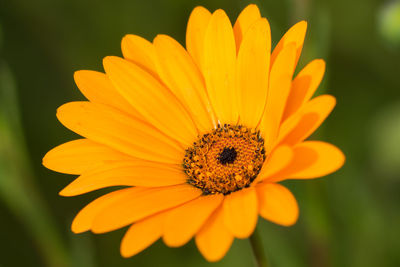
[{"x1": 43, "y1": 4, "x2": 345, "y2": 262}]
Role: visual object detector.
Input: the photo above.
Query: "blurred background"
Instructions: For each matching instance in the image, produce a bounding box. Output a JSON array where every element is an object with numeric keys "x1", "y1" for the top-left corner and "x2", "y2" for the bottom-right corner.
[{"x1": 1, "y1": 0, "x2": 400, "y2": 266}]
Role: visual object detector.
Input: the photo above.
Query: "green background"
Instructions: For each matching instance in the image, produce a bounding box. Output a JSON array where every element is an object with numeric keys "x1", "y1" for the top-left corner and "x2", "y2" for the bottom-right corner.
[{"x1": 1, "y1": 0, "x2": 400, "y2": 266}]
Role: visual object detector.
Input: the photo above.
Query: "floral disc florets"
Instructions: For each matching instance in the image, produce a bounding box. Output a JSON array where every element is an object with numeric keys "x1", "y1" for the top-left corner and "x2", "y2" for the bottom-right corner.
[{"x1": 183, "y1": 124, "x2": 266, "y2": 195}]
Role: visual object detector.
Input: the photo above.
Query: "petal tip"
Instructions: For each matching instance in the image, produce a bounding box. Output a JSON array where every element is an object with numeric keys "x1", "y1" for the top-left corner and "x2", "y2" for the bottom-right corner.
[
  {"x1": 192, "y1": 6, "x2": 210, "y2": 14},
  {"x1": 120, "y1": 244, "x2": 133, "y2": 258},
  {"x1": 212, "y1": 9, "x2": 229, "y2": 19},
  {"x1": 297, "y1": 20, "x2": 308, "y2": 29},
  {"x1": 42, "y1": 152, "x2": 51, "y2": 168},
  {"x1": 59, "y1": 187, "x2": 73, "y2": 197},
  {"x1": 71, "y1": 222, "x2": 87, "y2": 234},
  {"x1": 324, "y1": 94, "x2": 337, "y2": 107},
  {"x1": 103, "y1": 55, "x2": 123, "y2": 68},
  {"x1": 73, "y1": 70, "x2": 84, "y2": 81},
  {"x1": 162, "y1": 235, "x2": 181, "y2": 248},
  {"x1": 153, "y1": 34, "x2": 170, "y2": 45}
]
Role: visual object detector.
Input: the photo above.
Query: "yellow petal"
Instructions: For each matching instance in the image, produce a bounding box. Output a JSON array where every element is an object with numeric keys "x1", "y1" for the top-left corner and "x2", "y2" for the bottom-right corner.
[
  {"x1": 277, "y1": 95, "x2": 336, "y2": 146},
  {"x1": 222, "y1": 187, "x2": 258, "y2": 238},
  {"x1": 59, "y1": 161, "x2": 186, "y2": 196},
  {"x1": 195, "y1": 206, "x2": 234, "y2": 262},
  {"x1": 153, "y1": 34, "x2": 215, "y2": 133},
  {"x1": 74, "y1": 70, "x2": 136, "y2": 115},
  {"x1": 120, "y1": 211, "x2": 166, "y2": 258},
  {"x1": 103, "y1": 56, "x2": 198, "y2": 147},
  {"x1": 260, "y1": 43, "x2": 297, "y2": 152},
  {"x1": 282, "y1": 59, "x2": 326, "y2": 121},
  {"x1": 121, "y1": 34, "x2": 157, "y2": 76},
  {"x1": 233, "y1": 4, "x2": 261, "y2": 52},
  {"x1": 268, "y1": 141, "x2": 345, "y2": 182},
  {"x1": 91, "y1": 184, "x2": 202, "y2": 233},
  {"x1": 186, "y1": 6, "x2": 212, "y2": 69},
  {"x1": 256, "y1": 183, "x2": 299, "y2": 226},
  {"x1": 163, "y1": 194, "x2": 223, "y2": 247},
  {"x1": 43, "y1": 139, "x2": 130, "y2": 175},
  {"x1": 71, "y1": 187, "x2": 139, "y2": 233},
  {"x1": 56, "y1": 101, "x2": 183, "y2": 164},
  {"x1": 203, "y1": 9, "x2": 238, "y2": 124},
  {"x1": 255, "y1": 145, "x2": 293, "y2": 182},
  {"x1": 237, "y1": 18, "x2": 271, "y2": 128},
  {"x1": 271, "y1": 21, "x2": 307, "y2": 68}
]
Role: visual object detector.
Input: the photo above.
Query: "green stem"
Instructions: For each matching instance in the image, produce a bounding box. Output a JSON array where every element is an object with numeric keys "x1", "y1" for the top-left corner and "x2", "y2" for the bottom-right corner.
[{"x1": 249, "y1": 227, "x2": 269, "y2": 267}]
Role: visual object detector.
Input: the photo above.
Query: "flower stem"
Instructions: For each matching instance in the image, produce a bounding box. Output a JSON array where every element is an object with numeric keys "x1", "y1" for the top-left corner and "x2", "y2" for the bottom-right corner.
[{"x1": 249, "y1": 227, "x2": 269, "y2": 267}]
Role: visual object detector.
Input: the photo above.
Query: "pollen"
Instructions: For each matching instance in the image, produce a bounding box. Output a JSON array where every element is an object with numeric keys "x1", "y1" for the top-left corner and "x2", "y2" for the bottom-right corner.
[{"x1": 183, "y1": 124, "x2": 266, "y2": 195}]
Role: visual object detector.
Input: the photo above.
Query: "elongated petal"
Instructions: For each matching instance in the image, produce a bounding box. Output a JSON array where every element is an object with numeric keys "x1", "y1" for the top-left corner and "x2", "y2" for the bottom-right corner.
[
  {"x1": 195, "y1": 206, "x2": 233, "y2": 262},
  {"x1": 271, "y1": 21, "x2": 307, "y2": 68},
  {"x1": 120, "y1": 211, "x2": 167, "y2": 258},
  {"x1": 256, "y1": 145, "x2": 293, "y2": 182},
  {"x1": 121, "y1": 34, "x2": 157, "y2": 76},
  {"x1": 163, "y1": 194, "x2": 223, "y2": 247},
  {"x1": 59, "y1": 161, "x2": 186, "y2": 196},
  {"x1": 43, "y1": 139, "x2": 131, "y2": 175},
  {"x1": 282, "y1": 59, "x2": 326, "y2": 120},
  {"x1": 73, "y1": 70, "x2": 137, "y2": 115},
  {"x1": 260, "y1": 44, "x2": 297, "y2": 152},
  {"x1": 91, "y1": 184, "x2": 202, "y2": 233},
  {"x1": 153, "y1": 34, "x2": 215, "y2": 132},
  {"x1": 186, "y1": 6, "x2": 212, "y2": 69},
  {"x1": 268, "y1": 141, "x2": 345, "y2": 182},
  {"x1": 223, "y1": 187, "x2": 258, "y2": 238},
  {"x1": 56, "y1": 102, "x2": 183, "y2": 164},
  {"x1": 203, "y1": 9, "x2": 238, "y2": 124},
  {"x1": 71, "y1": 187, "x2": 140, "y2": 233},
  {"x1": 233, "y1": 4, "x2": 261, "y2": 51},
  {"x1": 277, "y1": 95, "x2": 336, "y2": 146},
  {"x1": 256, "y1": 183, "x2": 299, "y2": 226},
  {"x1": 237, "y1": 18, "x2": 271, "y2": 128},
  {"x1": 103, "y1": 56, "x2": 197, "y2": 147}
]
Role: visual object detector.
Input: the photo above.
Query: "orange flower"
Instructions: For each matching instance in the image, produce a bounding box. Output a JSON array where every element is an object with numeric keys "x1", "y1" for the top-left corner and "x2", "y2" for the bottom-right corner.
[{"x1": 43, "y1": 4, "x2": 345, "y2": 262}]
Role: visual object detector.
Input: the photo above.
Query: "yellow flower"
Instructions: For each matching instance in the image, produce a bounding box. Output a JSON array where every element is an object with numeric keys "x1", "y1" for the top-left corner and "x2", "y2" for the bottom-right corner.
[{"x1": 43, "y1": 4, "x2": 345, "y2": 262}]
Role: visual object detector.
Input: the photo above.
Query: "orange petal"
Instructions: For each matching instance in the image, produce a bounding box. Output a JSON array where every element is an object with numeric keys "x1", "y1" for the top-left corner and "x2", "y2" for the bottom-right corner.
[
  {"x1": 163, "y1": 194, "x2": 223, "y2": 247},
  {"x1": 71, "y1": 187, "x2": 139, "y2": 233},
  {"x1": 256, "y1": 183, "x2": 299, "y2": 226},
  {"x1": 237, "y1": 18, "x2": 271, "y2": 128},
  {"x1": 222, "y1": 187, "x2": 258, "y2": 238},
  {"x1": 271, "y1": 21, "x2": 307, "y2": 68},
  {"x1": 277, "y1": 95, "x2": 336, "y2": 146},
  {"x1": 233, "y1": 4, "x2": 261, "y2": 51},
  {"x1": 203, "y1": 9, "x2": 238, "y2": 124},
  {"x1": 73, "y1": 70, "x2": 136, "y2": 115},
  {"x1": 195, "y1": 206, "x2": 234, "y2": 262},
  {"x1": 153, "y1": 34, "x2": 215, "y2": 133},
  {"x1": 103, "y1": 56, "x2": 198, "y2": 147},
  {"x1": 120, "y1": 211, "x2": 167, "y2": 258},
  {"x1": 255, "y1": 145, "x2": 293, "y2": 182},
  {"x1": 91, "y1": 184, "x2": 202, "y2": 233},
  {"x1": 186, "y1": 6, "x2": 212, "y2": 69},
  {"x1": 282, "y1": 59, "x2": 326, "y2": 121},
  {"x1": 121, "y1": 34, "x2": 157, "y2": 76},
  {"x1": 259, "y1": 43, "x2": 297, "y2": 152},
  {"x1": 56, "y1": 101, "x2": 183, "y2": 164},
  {"x1": 43, "y1": 139, "x2": 131, "y2": 175},
  {"x1": 268, "y1": 141, "x2": 345, "y2": 182},
  {"x1": 59, "y1": 161, "x2": 186, "y2": 196}
]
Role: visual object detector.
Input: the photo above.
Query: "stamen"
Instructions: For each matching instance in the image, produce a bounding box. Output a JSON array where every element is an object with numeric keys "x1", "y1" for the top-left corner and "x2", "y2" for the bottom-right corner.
[{"x1": 183, "y1": 124, "x2": 266, "y2": 195}]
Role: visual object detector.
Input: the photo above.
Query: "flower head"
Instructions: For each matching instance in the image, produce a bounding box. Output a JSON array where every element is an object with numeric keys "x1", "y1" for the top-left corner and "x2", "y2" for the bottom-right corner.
[{"x1": 43, "y1": 4, "x2": 345, "y2": 262}]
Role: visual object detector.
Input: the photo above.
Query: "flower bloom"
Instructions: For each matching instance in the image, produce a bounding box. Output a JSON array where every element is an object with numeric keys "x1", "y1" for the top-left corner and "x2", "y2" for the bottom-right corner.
[{"x1": 43, "y1": 4, "x2": 345, "y2": 262}]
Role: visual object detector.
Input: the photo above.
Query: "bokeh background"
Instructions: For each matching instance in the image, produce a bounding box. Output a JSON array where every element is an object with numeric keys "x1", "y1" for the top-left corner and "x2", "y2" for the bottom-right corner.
[{"x1": 1, "y1": 0, "x2": 400, "y2": 266}]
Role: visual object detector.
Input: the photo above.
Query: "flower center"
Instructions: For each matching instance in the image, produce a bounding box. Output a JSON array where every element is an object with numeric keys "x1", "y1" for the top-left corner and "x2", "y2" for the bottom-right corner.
[
  {"x1": 183, "y1": 124, "x2": 266, "y2": 195},
  {"x1": 218, "y1": 147, "x2": 237, "y2": 165}
]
